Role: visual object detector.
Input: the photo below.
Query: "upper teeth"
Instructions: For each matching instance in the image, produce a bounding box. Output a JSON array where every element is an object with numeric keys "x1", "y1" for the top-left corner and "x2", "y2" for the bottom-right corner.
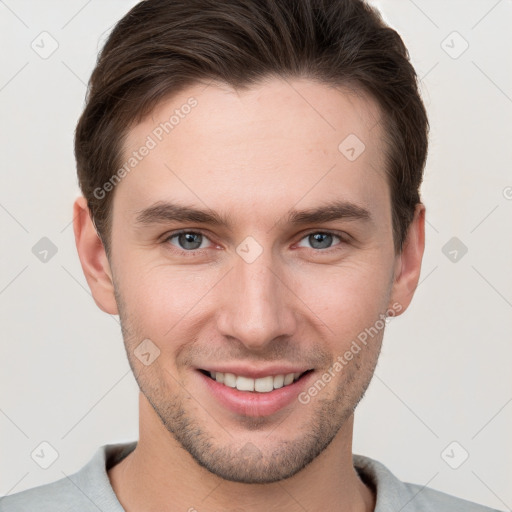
[{"x1": 210, "y1": 371, "x2": 303, "y2": 393}]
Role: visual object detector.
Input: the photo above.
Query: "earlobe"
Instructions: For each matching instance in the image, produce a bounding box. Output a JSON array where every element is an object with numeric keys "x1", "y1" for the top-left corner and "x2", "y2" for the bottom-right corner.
[
  {"x1": 388, "y1": 203, "x2": 426, "y2": 315},
  {"x1": 72, "y1": 196, "x2": 119, "y2": 315}
]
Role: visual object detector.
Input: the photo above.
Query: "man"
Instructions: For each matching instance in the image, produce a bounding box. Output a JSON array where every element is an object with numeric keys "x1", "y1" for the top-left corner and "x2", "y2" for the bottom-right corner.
[{"x1": 0, "y1": 0, "x2": 503, "y2": 511}]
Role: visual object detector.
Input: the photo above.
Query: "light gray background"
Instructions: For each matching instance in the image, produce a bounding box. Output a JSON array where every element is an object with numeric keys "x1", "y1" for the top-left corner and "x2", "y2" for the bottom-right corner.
[{"x1": 1, "y1": 0, "x2": 511, "y2": 509}]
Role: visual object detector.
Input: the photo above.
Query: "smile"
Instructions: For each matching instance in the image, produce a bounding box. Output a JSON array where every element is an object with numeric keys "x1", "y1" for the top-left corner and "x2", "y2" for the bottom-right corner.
[{"x1": 201, "y1": 370, "x2": 313, "y2": 393}]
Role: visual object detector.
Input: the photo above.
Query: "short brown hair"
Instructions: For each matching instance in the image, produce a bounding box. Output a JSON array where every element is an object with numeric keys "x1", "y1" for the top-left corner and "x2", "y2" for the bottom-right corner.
[{"x1": 75, "y1": 0, "x2": 429, "y2": 257}]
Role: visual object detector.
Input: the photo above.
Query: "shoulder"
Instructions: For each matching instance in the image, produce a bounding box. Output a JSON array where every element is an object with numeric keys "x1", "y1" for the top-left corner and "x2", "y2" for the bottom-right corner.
[
  {"x1": 0, "y1": 475, "x2": 88, "y2": 512},
  {"x1": 0, "y1": 442, "x2": 136, "y2": 512},
  {"x1": 400, "y1": 481, "x2": 502, "y2": 512},
  {"x1": 353, "y1": 454, "x2": 504, "y2": 512}
]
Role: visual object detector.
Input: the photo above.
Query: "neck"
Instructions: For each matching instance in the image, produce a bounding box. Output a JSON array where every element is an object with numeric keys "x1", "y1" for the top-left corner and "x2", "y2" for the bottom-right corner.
[{"x1": 108, "y1": 393, "x2": 375, "y2": 512}]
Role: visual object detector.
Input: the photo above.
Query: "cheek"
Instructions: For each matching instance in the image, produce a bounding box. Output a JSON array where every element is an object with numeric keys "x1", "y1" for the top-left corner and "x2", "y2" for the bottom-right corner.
[
  {"x1": 114, "y1": 237, "x2": 394, "y2": 351},
  {"x1": 117, "y1": 261, "x2": 222, "y2": 338},
  {"x1": 293, "y1": 261, "x2": 392, "y2": 342}
]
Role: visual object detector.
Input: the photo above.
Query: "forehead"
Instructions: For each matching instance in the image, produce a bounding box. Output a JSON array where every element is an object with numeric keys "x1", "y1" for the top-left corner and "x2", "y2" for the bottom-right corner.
[{"x1": 116, "y1": 77, "x2": 389, "y2": 226}]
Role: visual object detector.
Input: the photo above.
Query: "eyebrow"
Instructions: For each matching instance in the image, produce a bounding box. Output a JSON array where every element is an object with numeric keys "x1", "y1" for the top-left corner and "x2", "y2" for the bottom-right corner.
[
  {"x1": 133, "y1": 199, "x2": 372, "y2": 229},
  {"x1": 287, "y1": 200, "x2": 371, "y2": 225}
]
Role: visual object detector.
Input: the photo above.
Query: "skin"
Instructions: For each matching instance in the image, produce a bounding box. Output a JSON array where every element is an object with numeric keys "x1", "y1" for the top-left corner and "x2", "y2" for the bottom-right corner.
[{"x1": 73, "y1": 77, "x2": 425, "y2": 512}]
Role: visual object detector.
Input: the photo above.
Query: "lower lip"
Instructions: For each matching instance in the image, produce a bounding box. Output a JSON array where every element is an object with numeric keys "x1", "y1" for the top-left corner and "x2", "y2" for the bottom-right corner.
[{"x1": 198, "y1": 370, "x2": 314, "y2": 417}]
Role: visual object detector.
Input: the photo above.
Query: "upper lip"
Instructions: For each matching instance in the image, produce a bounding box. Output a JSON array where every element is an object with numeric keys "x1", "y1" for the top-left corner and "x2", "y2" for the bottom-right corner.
[{"x1": 198, "y1": 365, "x2": 313, "y2": 379}]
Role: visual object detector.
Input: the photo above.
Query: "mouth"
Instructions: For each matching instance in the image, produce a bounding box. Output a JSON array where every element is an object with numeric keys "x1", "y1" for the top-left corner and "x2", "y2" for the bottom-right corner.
[{"x1": 199, "y1": 369, "x2": 314, "y2": 393}]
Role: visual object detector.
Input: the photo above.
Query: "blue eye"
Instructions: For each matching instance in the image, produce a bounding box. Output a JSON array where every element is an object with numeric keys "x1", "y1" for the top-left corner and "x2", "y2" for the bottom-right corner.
[
  {"x1": 165, "y1": 231, "x2": 212, "y2": 251},
  {"x1": 162, "y1": 229, "x2": 346, "y2": 257},
  {"x1": 297, "y1": 232, "x2": 343, "y2": 250}
]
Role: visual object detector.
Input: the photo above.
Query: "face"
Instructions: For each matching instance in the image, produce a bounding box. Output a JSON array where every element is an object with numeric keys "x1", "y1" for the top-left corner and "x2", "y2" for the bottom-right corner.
[{"x1": 105, "y1": 78, "x2": 405, "y2": 483}]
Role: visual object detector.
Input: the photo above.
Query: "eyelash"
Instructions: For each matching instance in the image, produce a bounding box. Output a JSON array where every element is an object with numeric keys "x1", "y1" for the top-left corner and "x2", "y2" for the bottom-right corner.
[{"x1": 162, "y1": 229, "x2": 349, "y2": 256}]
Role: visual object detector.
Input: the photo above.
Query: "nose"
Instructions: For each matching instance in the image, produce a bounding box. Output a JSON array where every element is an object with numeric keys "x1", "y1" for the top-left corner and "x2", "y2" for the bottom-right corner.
[{"x1": 215, "y1": 249, "x2": 297, "y2": 351}]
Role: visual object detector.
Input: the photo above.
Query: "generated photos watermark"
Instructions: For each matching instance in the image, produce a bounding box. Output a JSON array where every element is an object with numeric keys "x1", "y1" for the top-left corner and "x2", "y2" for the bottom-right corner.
[
  {"x1": 298, "y1": 301, "x2": 403, "y2": 405},
  {"x1": 93, "y1": 96, "x2": 198, "y2": 200}
]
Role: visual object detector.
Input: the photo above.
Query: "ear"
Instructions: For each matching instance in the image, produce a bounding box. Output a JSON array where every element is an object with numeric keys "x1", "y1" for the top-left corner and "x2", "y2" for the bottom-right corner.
[
  {"x1": 388, "y1": 203, "x2": 426, "y2": 315},
  {"x1": 72, "y1": 196, "x2": 118, "y2": 315}
]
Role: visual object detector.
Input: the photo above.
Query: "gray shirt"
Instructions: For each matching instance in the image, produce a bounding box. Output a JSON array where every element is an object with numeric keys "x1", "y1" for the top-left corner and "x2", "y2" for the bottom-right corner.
[{"x1": 0, "y1": 441, "x2": 503, "y2": 511}]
